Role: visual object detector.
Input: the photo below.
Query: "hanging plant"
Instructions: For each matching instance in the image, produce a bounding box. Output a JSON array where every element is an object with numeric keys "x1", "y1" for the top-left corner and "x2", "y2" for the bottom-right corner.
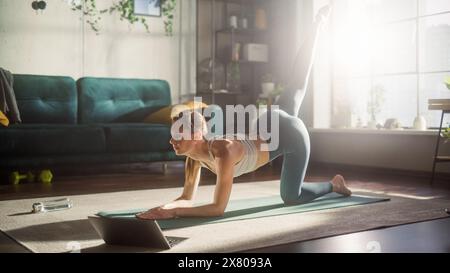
[
  {"x1": 107, "y1": 0, "x2": 149, "y2": 32},
  {"x1": 70, "y1": 0, "x2": 108, "y2": 34},
  {"x1": 161, "y1": 0, "x2": 176, "y2": 36},
  {"x1": 68, "y1": 0, "x2": 176, "y2": 36}
]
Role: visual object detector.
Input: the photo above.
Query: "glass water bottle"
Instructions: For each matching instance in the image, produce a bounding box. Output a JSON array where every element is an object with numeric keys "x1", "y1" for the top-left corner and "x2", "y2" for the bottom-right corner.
[{"x1": 32, "y1": 198, "x2": 73, "y2": 213}]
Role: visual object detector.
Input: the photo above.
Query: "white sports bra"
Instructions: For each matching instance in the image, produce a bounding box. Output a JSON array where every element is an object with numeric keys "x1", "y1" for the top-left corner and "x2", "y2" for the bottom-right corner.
[{"x1": 199, "y1": 134, "x2": 259, "y2": 178}]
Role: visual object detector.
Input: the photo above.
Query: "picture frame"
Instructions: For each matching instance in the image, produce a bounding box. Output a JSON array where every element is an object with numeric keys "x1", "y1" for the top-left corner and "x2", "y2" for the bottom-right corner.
[{"x1": 133, "y1": 0, "x2": 162, "y2": 17}]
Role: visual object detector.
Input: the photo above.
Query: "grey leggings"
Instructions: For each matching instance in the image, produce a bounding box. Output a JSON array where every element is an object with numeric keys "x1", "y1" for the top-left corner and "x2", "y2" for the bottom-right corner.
[{"x1": 265, "y1": 20, "x2": 333, "y2": 205}]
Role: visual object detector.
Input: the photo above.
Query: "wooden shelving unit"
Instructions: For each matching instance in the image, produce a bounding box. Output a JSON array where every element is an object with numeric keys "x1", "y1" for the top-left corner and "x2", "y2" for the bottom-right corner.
[
  {"x1": 196, "y1": 0, "x2": 271, "y2": 109},
  {"x1": 429, "y1": 99, "x2": 450, "y2": 185}
]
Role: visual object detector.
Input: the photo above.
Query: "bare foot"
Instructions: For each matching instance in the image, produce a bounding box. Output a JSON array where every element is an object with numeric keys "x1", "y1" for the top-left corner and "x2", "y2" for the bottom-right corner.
[{"x1": 331, "y1": 175, "x2": 352, "y2": 196}]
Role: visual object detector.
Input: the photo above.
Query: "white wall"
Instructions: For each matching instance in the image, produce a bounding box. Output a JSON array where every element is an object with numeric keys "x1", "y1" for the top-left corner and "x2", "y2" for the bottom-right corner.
[
  {"x1": 0, "y1": 0, "x2": 182, "y2": 103},
  {"x1": 310, "y1": 130, "x2": 450, "y2": 174},
  {"x1": 0, "y1": 0, "x2": 83, "y2": 77}
]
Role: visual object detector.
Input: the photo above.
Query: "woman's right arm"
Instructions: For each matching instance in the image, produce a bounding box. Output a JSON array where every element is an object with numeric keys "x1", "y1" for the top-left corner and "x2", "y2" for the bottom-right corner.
[{"x1": 162, "y1": 158, "x2": 201, "y2": 209}]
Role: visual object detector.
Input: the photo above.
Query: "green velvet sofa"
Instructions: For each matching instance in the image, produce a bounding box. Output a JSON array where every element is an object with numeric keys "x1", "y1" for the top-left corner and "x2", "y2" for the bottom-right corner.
[{"x1": 0, "y1": 74, "x2": 182, "y2": 169}]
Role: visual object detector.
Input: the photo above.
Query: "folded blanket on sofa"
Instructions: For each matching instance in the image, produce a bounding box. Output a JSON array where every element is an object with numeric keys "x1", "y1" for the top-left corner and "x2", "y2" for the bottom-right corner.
[{"x1": 0, "y1": 67, "x2": 21, "y2": 124}]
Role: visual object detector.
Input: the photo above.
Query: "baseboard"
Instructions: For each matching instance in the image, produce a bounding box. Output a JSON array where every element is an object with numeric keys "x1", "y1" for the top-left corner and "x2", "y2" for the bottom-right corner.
[{"x1": 309, "y1": 161, "x2": 450, "y2": 182}]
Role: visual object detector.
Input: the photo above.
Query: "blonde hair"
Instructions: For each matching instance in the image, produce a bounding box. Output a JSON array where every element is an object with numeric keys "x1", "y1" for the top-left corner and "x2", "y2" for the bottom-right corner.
[
  {"x1": 171, "y1": 109, "x2": 207, "y2": 185},
  {"x1": 171, "y1": 109, "x2": 208, "y2": 137},
  {"x1": 185, "y1": 157, "x2": 201, "y2": 186}
]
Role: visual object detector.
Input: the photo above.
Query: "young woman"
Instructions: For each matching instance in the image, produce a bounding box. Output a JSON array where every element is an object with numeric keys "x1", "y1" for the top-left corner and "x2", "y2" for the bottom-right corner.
[{"x1": 136, "y1": 5, "x2": 351, "y2": 220}]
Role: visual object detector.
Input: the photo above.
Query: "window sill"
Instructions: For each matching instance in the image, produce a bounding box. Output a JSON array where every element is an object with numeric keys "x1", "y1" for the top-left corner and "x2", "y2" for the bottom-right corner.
[{"x1": 308, "y1": 128, "x2": 440, "y2": 136}]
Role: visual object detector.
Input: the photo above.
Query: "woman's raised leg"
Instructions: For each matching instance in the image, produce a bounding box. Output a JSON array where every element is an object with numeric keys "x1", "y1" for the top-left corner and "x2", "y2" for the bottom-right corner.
[{"x1": 276, "y1": 5, "x2": 331, "y2": 117}]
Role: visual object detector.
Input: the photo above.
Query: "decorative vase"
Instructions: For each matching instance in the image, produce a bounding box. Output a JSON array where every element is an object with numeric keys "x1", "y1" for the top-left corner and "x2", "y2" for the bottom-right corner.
[
  {"x1": 239, "y1": 17, "x2": 248, "y2": 29},
  {"x1": 367, "y1": 119, "x2": 377, "y2": 129},
  {"x1": 413, "y1": 115, "x2": 427, "y2": 130},
  {"x1": 229, "y1": 15, "x2": 238, "y2": 29},
  {"x1": 254, "y1": 8, "x2": 268, "y2": 30},
  {"x1": 261, "y1": 82, "x2": 275, "y2": 97}
]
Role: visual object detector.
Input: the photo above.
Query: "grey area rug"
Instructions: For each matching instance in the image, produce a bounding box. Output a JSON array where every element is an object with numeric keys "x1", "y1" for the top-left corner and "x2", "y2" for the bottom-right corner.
[{"x1": 0, "y1": 180, "x2": 449, "y2": 253}]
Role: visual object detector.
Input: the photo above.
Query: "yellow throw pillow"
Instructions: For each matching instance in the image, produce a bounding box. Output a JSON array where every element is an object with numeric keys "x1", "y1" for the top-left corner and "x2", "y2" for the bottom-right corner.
[
  {"x1": 0, "y1": 110, "x2": 9, "y2": 127},
  {"x1": 143, "y1": 101, "x2": 208, "y2": 125}
]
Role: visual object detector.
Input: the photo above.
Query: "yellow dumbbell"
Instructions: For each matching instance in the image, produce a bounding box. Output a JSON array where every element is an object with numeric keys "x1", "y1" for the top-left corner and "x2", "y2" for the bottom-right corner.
[
  {"x1": 10, "y1": 171, "x2": 35, "y2": 185},
  {"x1": 38, "y1": 169, "x2": 53, "y2": 184}
]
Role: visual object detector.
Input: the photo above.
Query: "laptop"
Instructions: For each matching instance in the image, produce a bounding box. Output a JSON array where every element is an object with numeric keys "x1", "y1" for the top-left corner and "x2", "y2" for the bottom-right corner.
[{"x1": 88, "y1": 215, "x2": 186, "y2": 249}]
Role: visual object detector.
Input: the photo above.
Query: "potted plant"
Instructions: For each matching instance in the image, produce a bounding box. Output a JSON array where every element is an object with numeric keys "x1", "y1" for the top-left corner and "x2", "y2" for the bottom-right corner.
[
  {"x1": 367, "y1": 84, "x2": 385, "y2": 129},
  {"x1": 227, "y1": 61, "x2": 241, "y2": 92},
  {"x1": 272, "y1": 83, "x2": 284, "y2": 97},
  {"x1": 261, "y1": 73, "x2": 275, "y2": 98},
  {"x1": 446, "y1": 76, "x2": 450, "y2": 91}
]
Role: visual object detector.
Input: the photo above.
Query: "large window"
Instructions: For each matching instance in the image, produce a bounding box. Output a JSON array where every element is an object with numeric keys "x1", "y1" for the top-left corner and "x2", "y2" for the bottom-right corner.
[{"x1": 320, "y1": 0, "x2": 450, "y2": 129}]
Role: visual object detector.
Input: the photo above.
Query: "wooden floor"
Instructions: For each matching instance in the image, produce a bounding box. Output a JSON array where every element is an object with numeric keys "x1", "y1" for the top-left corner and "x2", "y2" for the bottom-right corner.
[
  {"x1": 245, "y1": 217, "x2": 450, "y2": 253},
  {"x1": 1, "y1": 161, "x2": 450, "y2": 253}
]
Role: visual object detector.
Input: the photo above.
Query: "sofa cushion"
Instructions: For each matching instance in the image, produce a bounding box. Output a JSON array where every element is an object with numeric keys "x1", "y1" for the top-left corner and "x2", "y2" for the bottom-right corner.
[
  {"x1": 0, "y1": 152, "x2": 182, "y2": 168},
  {"x1": 143, "y1": 100, "x2": 209, "y2": 125},
  {"x1": 0, "y1": 124, "x2": 105, "y2": 156},
  {"x1": 77, "y1": 77, "x2": 171, "y2": 124},
  {"x1": 13, "y1": 75, "x2": 77, "y2": 124},
  {"x1": 102, "y1": 123, "x2": 172, "y2": 153},
  {"x1": 0, "y1": 110, "x2": 9, "y2": 127}
]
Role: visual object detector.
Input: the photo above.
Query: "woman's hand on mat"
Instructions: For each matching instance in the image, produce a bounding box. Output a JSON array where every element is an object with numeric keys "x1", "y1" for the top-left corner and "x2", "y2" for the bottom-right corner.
[{"x1": 135, "y1": 207, "x2": 177, "y2": 220}]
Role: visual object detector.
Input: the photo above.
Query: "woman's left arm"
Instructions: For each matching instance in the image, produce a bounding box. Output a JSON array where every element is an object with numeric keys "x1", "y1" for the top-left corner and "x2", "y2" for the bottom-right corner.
[
  {"x1": 136, "y1": 148, "x2": 235, "y2": 220},
  {"x1": 175, "y1": 153, "x2": 234, "y2": 217}
]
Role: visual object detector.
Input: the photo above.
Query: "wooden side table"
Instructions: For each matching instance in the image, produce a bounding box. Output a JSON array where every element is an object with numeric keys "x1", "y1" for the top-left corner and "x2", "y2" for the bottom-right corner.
[{"x1": 429, "y1": 99, "x2": 450, "y2": 185}]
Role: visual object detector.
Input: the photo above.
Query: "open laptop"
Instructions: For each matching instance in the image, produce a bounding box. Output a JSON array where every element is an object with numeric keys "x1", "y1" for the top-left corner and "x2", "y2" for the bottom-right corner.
[{"x1": 88, "y1": 215, "x2": 186, "y2": 249}]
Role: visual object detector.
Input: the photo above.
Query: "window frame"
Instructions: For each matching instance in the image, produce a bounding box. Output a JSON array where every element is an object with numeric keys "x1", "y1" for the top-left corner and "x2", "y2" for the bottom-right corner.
[{"x1": 330, "y1": 0, "x2": 450, "y2": 129}]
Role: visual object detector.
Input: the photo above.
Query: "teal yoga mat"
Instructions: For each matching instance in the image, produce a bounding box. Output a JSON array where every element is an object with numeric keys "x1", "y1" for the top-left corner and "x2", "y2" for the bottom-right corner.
[{"x1": 97, "y1": 193, "x2": 389, "y2": 230}]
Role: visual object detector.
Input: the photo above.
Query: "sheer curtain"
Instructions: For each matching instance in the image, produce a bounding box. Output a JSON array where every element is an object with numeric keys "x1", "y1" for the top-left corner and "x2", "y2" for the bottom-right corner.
[{"x1": 176, "y1": 0, "x2": 197, "y2": 104}]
